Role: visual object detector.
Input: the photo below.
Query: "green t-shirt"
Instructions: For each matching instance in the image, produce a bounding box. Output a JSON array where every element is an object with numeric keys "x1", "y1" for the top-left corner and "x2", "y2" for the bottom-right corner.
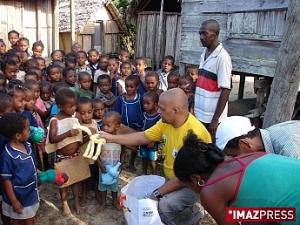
[{"x1": 71, "y1": 87, "x2": 94, "y2": 99}]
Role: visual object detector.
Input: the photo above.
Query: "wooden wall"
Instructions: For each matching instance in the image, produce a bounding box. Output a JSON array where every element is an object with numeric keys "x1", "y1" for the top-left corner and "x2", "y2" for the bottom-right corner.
[
  {"x1": 135, "y1": 12, "x2": 181, "y2": 69},
  {"x1": 180, "y1": 0, "x2": 289, "y2": 77},
  {"x1": 0, "y1": 0, "x2": 56, "y2": 57}
]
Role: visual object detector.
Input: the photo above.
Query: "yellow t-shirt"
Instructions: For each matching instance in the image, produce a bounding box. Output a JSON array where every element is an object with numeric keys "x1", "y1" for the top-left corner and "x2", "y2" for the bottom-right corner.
[{"x1": 144, "y1": 113, "x2": 212, "y2": 178}]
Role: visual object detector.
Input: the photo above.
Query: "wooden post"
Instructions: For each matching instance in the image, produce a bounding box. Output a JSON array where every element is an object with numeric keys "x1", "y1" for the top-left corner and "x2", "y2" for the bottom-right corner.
[
  {"x1": 156, "y1": 0, "x2": 164, "y2": 69},
  {"x1": 70, "y1": 0, "x2": 76, "y2": 47},
  {"x1": 263, "y1": 0, "x2": 300, "y2": 128},
  {"x1": 52, "y1": 0, "x2": 59, "y2": 50}
]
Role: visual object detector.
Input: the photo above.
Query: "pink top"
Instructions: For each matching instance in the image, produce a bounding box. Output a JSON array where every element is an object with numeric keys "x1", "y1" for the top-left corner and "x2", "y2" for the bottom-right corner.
[{"x1": 35, "y1": 97, "x2": 46, "y2": 112}]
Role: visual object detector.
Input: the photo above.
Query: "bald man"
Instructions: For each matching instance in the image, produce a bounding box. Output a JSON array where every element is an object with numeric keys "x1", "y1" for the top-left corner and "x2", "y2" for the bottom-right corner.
[
  {"x1": 99, "y1": 88, "x2": 211, "y2": 225},
  {"x1": 195, "y1": 19, "x2": 232, "y2": 137}
]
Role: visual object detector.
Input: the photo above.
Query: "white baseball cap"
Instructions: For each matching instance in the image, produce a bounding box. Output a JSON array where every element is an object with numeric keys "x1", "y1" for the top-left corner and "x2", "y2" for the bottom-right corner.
[{"x1": 215, "y1": 116, "x2": 255, "y2": 151}]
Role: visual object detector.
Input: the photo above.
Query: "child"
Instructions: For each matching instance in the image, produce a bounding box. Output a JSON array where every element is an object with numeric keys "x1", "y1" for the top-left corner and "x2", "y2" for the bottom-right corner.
[
  {"x1": 167, "y1": 72, "x2": 179, "y2": 89},
  {"x1": 25, "y1": 71, "x2": 39, "y2": 82},
  {"x1": 116, "y1": 62, "x2": 132, "y2": 95},
  {"x1": 7, "y1": 30, "x2": 19, "y2": 49},
  {"x1": 63, "y1": 68, "x2": 77, "y2": 87},
  {"x1": 0, "y1": 74, "x2": 7, "y2": 93},
  {"x1": 108, "y1": 58, "x2": 120, "y2": 96},
  {"x1": 40, "y1": 81, "x2": 54, "y2": 114},
  {"x1": 32, "y1": 40, "x2": 44, "y2": 58},
  {"x1": 135, "y1": 57, "x2": 147, "y2": 84},
  {"x1": 18, "y1": 37, "x2": 31, "y2": 57},
  {"x1": 88, "y1": 48, "x2": 100, "y2": 76},
  {"x1": 119, "y1": 50, "x2": 129, "y2": 64},
  {"x1": 179, "y1": 75, "x2": 195, "y2": 113},
  {"x1": 96, "y1": 74, "x2": 116, "y2": 110},
  {"x1": 186, "y1": 64, "x2": 199, "y2": 82},
  {"x1": 157, "y1": 55, "x2": 175, "y2": 91},
  {"x1": 97, "y1": 111, "x2": 122, "y2": 211},
  {"x1": 93, "y1": 55, "x2": 109, "y2": 94},
  {"x1": 145, "y1": 71, "x2": 163, "y2": 96},
  {"x1": 93, "y1": 98, "x2": 105, "y2": 131},
  {"x1": 47, "y1": 88, "x2": 82, "y2": 216},
  {"x1": 76, "y1": 97, "x2": 98, "y2": 203},
  {"x1": 47, "y1": 64, "x2": 63, "y2": 83},
  {"x1": 72, "y1": 71, "x2": 94, "y2": 99},
  {"x1": 0, "y1": 113, "x2": 39, "y2": 225},
  {"x1": 3, "y1": 59, "x2": 17, "y2": 80},
  {"x1": 50, "y1": 50, "x2": 65, "y2": 62},
  {"x1": 0, "y1": 39, "x2": 6, "y2": 60},
  {"x1": 71, "y1": 42, "x2": 82, "y2": 53},
  {"x1": 19, "y1": 51, "x2": 29, "y2": 71},
  {"x1": 65, "y1": 57, "x2": 76, "y2": 69},
  {"x1": 35, "y1": 57, "x2": 46, "y2": 76},
  {"x1": 115, "y1": 75, "x2": 143, "y2": 171},
  {"x1": 140, "y1": 91, "x2": 160, "y2": 175},
  {"x1": 76, "y1": 51, "x2": 92, "y2": 75}
]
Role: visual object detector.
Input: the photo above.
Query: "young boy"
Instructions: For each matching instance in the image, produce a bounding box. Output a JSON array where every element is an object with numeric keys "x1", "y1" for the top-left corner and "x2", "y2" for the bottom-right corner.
[
  {"x1": 145, "y1": 71, "x2": 163, "y2": 96},
  {"x1": 8, "y1": 30, "x2": 19, "y2": 49},
  {"x1": 47, "y1": 65, "x2": 63, "y2": 83},
  {"x1": 3, "y1": 60, "x2": 17, "y2": 81},
  {"x1": 115, "y1": 75, "x2": 143, "y2": 171},
  {"x1": 93, "y1": 98, "x2": 105, "y2": 131},
  {"x1": 157, "y1": 55, "x2": 175, "y2": 91},
  {"x1": 76, "y1": 51, "x2": 92, "y2": 75},
  {"x1": 108, "y1": 58, "x2": 120, "y2": 96},
  {"x1": 97, "y1": 111, "x2": 122, "y2": 211},
  {"x1": 88, "y1": 48, "x2": 100, "y2": 76},
  {"x1": 72, "y1": 71, "x2": 94, "y2": 99},
  {"x1": 135, "y1": 57, "x2": 147, "y2": 84},
  {"x1": 96, "y1": 74, "x2": 116, "y2": 110},
  {"x1": 186, "y1": 64, "x2": 199, "y2": 82},
  {"x1": 116, "y1": 62, "x2": 132, "y2": 95},
  {"x1": 63, "y1": 68, "x2": 77, "y2": 87},
  {"x1": 93, "y1": 55, "x2": 109, "y2": 95}
]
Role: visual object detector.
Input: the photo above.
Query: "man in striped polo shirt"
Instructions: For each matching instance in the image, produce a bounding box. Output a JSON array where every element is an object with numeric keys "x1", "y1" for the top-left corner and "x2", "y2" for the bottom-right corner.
[{"x1": 194, "y1": 19, "x2": 232, "y2": 138}]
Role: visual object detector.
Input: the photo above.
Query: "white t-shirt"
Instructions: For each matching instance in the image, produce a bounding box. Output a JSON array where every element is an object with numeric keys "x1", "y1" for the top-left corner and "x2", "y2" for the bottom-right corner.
[{"x1": 194, "y1": 43, "x2": 232, "y2": 123}]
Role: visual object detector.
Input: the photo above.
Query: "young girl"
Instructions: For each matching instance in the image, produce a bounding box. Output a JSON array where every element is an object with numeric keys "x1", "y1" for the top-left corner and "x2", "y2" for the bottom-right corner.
[
  {"x1": 116, "y1": 62, "x2": 132, "y2": 95},
  {"x1": 63, "y1": 68, "x2": 77, "y2": 87},
  {"x1": 72, "y1": 71, "x2": 94, "y2": 99},
  {"x1": 135, "y1": 57, "x2": 147, "y2": 84},
  {"x1": 93, "y1": 98, "x2": 105, "y2": 131},
  {"x1": 108, "y1": 58, "x2": 120, "y2": 96},
  {"x1": 179, "y1": 75, "x2": 195, "y2": 114},
  {"x1": 7, "y1": 30, "x2": 19, "y2": 49},
  {"x1": 47, "y1": 65, "x2": 63, "y2": 83},
  {"x1": 186, "y1": 64, "x2": 199, "y2": 82},
  {"x1": 76, "y1": 51, "x2": 92, "y2": 75},
  {"x1": 32, "y1": 41, "x2": 44, "y2": 58},
  {"x1": 157, "y1": 55, "x2": 175, "y2": 91},
  {"x1": 47, "y1": 88, "x2": 82, "y2": 216},
  {"x1": 93, "y1": 55, "x2": 109, "y2": 94},
  {"x1": 88, "y1": 48, "x2": 100, "y2": 76},
  {"x1": 97, "y1": 111, "x2": 122, "y2": 211},
  {"x1": 140, "y1": 91, "x2": 160, "y2": 175},
  {"x1": 18, "y1": 37, "x2": 31, "y2": 57},
  {"x1": 0, "y1": 113, "x2": 39, "y2": 225},
  {"x1": 167, "y1": 72, "x2": 179, "y2": 90},
  {"x1": 0, "y1": 39, "x2": 6, "y2": 60},
  {"x1": 40, "y1": 81, "x2": 54, "y2": 116},
  {"x1": 3, "y1": 59, "x2": 18, "y2": 81},
  {"x1": 145, "y1": 71, "x2": 163, "y2": 96},
  {"x1": 115, "y1": 75, "x2": 143, "y2": 171},
  {"x1": 50, "y1": 50, "x2": 65, "y2": 62}
]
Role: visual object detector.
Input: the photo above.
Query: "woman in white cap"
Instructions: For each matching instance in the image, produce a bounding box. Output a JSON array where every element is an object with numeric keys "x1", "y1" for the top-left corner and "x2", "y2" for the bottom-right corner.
[
  {"x1": 174, "y1": 131, "x2": 300, "y2": 225},
  {"x1": 215, "y1": 116, "x2": 300, "y2": 159}
]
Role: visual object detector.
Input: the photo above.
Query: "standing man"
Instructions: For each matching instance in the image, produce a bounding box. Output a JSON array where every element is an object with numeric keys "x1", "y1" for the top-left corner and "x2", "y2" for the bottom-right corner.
[
  {"x1": 194, "y1": 19, "x2": 232, "y2": 137},
  {"x1": 99, "y1": 88, "x2": 212, "y2": 225}
]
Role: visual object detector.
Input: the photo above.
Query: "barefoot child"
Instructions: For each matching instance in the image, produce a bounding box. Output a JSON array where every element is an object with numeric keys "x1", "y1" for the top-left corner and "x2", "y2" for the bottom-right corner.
[
  {"x1": 140, "y1": 91, "x2": 160, "y2": 175},
  {"x1": 47, "y1": 88, "x2": 85, "y2": 216},
  {"x1": 97, "y1": 111, "x2": 122, "y2": 211}
]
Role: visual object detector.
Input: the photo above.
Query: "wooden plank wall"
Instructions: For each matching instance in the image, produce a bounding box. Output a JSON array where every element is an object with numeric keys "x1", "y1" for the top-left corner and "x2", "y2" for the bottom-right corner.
[
  {"x1": 180, "y1": 0, "x2": 289, "y2": 77},
  {"x1": 0, "y1": 0, "x2": 54, "y2": 57},
  {"x1": 135, "y1": 12, "x2": 181, "y2": 69}
]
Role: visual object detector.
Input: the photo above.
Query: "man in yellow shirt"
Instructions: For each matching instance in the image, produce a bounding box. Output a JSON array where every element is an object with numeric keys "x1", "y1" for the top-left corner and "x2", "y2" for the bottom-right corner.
[{"x1": 99, "y1": 88, "x2": 211, "y2": 225}]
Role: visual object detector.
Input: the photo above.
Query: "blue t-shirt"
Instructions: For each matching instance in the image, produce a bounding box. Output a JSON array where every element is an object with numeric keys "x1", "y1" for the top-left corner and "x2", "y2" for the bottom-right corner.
[
  {"x1": 22, "y1": 110, "x2": 38, "y2": 127},
  {"x1": 0, "y1": 142, "x2": 39, "y2": 207},
  {"x1": 141, "y1": 112, "x2": 161, "y2": 150},
  {"x1": 50, "y1": 103, "x2": 60, "y2": 117},
  {"x1": 115, "y1": 94, "x2": 144, "y2": 130}
]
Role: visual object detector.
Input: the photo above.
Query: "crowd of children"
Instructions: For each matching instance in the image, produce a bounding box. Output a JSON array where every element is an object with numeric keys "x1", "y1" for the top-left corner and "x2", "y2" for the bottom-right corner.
[{"x1": 0, "y1": 30, "x2": 199, "y2": 224}]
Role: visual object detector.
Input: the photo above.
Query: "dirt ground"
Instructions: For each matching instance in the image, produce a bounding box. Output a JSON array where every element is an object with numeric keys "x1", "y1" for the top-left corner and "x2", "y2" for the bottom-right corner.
[{"x1": 0, "y1": 76, "x2": 256, "y2": 225}]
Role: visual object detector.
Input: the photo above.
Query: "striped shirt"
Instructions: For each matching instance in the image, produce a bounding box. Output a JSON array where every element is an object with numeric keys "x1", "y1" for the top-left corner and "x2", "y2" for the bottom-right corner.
[
  {"x1": 194, "y1": 43, "x2": 232, "y2": 123},
  {"x1": 260, "y1": 120, "x2": 300, "y2": 159}
]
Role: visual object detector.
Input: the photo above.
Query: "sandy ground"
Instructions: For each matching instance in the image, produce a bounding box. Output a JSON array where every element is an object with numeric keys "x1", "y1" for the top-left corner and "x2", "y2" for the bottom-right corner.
[{"x1": 0, "y1": 76, "x2": 256, "y2": 225}]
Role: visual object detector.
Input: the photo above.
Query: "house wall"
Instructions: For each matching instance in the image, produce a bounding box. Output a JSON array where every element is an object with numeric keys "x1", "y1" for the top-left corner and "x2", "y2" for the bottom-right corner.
[
  {"x1": 135, "y1": 11, "x2": 181, "y2": 69},
  {"x1": 180, "y1": 0, "x2": 289, "y2": 77},
  {"x1": 0, "y1": 0, "x2": 56, "y2": 57}
]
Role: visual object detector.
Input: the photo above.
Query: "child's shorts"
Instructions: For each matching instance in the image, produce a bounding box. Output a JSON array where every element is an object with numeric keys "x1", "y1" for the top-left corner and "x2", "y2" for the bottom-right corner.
[
  {"x1": 98, "y1": 174, "x2": 118, "y2": 192},
  {"x1": 139, "y1": 148, "x2": 157, "y2": 161},
  {"x1": 2, "y1": 201, "x2": 39, "y2": 219}
]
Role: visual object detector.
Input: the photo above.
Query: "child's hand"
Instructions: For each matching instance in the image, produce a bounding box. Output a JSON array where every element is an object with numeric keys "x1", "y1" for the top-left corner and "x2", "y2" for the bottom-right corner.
[
  {"x1": 68, "y1": 129, "x2": 79, "y2": 137},
  {"x1": 89, "y1": 127, "x2": 97, "y2": 134},
  {"x1": 12, "y1": 200, "x2": 23, "y2": 214}
]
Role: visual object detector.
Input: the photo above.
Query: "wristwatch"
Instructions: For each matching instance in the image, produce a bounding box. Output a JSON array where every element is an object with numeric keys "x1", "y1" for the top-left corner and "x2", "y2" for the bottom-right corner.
[{"x1": 152, "y1": 188, "x2": 163, "y2": 199}]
